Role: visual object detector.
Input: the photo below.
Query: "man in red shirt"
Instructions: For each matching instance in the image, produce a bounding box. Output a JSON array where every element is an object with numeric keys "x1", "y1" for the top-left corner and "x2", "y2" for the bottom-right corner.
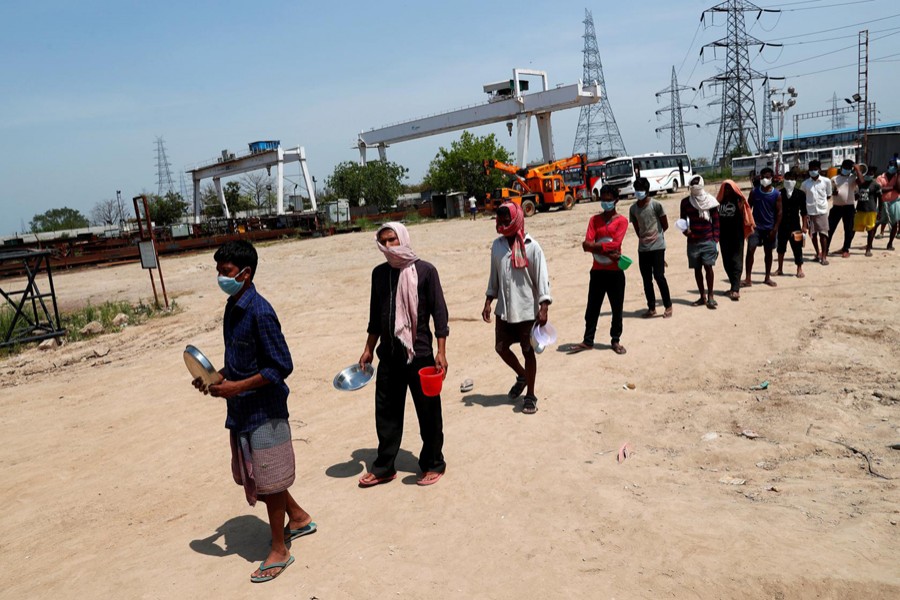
[{"x1": 572, "y1": 185, "x2": 628, "y2": 355}]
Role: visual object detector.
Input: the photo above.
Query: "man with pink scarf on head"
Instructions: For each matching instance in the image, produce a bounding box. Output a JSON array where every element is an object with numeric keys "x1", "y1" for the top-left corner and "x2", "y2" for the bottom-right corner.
[
  {"x1": 482, "y1": 202, "x2": 552, "y2": 415},
  {"x1": 358, "y1": 222, "x2": 449, "y2": 487}
]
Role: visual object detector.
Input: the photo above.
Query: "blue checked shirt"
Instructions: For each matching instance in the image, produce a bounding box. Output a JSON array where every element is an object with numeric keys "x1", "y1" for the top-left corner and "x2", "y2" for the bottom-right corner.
[{"x1": 222, "y1": 285, "x2": 293, "y2": 432}]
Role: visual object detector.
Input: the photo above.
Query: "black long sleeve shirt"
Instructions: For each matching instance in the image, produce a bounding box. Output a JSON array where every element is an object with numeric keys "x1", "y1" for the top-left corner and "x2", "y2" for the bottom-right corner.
[{"x1": 367, "y1": 260, "x2": 449, "y2": 360}]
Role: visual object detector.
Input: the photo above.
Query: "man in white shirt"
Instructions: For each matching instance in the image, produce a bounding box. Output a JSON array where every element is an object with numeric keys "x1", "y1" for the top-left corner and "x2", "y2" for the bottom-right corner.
[
  {"x1": 468, "y1": 196, "x2": 477, "y2": 221},
  {"x1": 482, "y1": 202, "x2": 552, "y2": 415},
  {"x1": 800, "y1": 159, "x2": 833, "y2": 265},
  {"x1": 828, "y1": 159, "x2": 865, "y2": 258}
]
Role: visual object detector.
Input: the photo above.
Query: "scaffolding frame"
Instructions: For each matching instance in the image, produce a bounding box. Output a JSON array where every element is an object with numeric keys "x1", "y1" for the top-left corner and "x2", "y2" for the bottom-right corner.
[{"x1": 0, "y1": 249, "x2": 65, "y2": 348}]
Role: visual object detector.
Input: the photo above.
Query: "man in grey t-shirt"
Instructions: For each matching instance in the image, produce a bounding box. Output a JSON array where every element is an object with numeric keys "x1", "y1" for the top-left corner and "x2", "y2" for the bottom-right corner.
[{"x1": 628, "y1": 177, "x2": 672, "y2": 318}]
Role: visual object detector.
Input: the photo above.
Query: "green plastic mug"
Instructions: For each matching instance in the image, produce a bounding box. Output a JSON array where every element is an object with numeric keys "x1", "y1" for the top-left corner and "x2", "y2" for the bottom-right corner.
[{"x1": 617, "y1": 255, "x2": 633, "y2": 270}]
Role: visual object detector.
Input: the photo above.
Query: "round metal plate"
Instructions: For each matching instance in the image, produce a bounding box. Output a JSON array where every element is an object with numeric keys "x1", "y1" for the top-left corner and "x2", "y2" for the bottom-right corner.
[
  {"x1": 333, "y1": 363, "x2": 375, "y2": 392},
  {"x1": 592, "y1": 236, "x2": 614, "y2": 264},
  {"x1": 184, "y1": 345, "x2": 220, "y2": 387}
]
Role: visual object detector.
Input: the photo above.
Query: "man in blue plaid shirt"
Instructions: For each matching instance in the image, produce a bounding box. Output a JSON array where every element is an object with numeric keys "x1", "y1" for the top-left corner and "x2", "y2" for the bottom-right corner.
[{"x1": 193, "y1": 240, "x2": 314, "y2": 584}]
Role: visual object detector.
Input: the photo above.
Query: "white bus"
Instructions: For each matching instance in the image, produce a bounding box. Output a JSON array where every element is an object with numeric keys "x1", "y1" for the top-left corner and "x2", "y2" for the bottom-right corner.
[
  {"x1": 592, "y1": 153, "x2": 693, "y2": 199},
  {"x1": 731, "y1": 144, "x2": 859, "y2": 177},
  {"x1": 731, "y1": 154, "x2": 774, "y2": 178}
]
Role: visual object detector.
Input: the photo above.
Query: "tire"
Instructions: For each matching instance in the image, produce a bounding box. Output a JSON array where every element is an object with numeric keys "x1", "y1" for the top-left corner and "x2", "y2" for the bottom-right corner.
[
  {"x1": 592, "y1": 189, "x2": 600, "y2": 202},
  {"x1": 563, "y1": 193, "x2": 575, "y2": 210},
  {"x1": 521, "y1": 199, "x2": 537, "y2": 217},
  {"x1": 670, "y1": 179, "x2": 679, "y2": 193}
]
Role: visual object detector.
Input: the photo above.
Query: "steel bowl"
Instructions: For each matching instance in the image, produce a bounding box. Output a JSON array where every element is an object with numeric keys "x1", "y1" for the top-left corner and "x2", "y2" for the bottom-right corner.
[
  {"x1": 333, "y1": 363, "x2": 375, "y2": 392},
  {"x1": 184, "y1": 344, "x2": 221, "y2": 387}
]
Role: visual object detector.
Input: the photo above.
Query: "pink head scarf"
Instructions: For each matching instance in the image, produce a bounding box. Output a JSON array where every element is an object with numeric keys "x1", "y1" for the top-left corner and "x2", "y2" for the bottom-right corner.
[
  {"x1": 496, "y1": 202, "x2": 529, "y2": 269},
  {"x1": 376, "y1": 222, "x2": 419, "y2": 363}
]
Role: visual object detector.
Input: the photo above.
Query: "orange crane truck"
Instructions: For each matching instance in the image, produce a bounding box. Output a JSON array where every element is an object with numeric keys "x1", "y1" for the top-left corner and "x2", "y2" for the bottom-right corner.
[{"x1": 484, "y1": 154, "x2": 586, "y2": 217}]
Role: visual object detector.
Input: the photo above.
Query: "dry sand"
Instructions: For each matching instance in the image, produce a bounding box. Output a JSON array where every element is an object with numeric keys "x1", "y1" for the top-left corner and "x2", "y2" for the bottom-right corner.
[{"x1": 1, "y1": 191, "x2": 898, "y2": 599}]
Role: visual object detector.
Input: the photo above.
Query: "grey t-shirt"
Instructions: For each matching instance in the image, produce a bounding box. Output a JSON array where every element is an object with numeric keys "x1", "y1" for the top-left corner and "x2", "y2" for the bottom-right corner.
[{"x1": 629, "y1": 199, "x2": 667, "y2": 252}]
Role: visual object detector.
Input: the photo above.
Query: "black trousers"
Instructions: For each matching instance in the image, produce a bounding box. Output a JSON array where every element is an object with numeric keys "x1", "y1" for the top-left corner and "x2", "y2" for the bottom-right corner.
[
  {"x1": 372, "y1": 348, "x2": 445, "y2": 478},
  {"x1": 719, "y1": 234, "x2": 744, "y2": 293},
  {"x1": 828, "y1": 204, "x2": 856, "y2": 252},
  {"x1": 637, "y1": 249, "x2": 671, "y2": 310},
  {"x1": 777, "y1": 228, "x2": 804, "y2": 265},
  {"x1": 582, "y1": 269, "x2": 625, "y2": 346}
]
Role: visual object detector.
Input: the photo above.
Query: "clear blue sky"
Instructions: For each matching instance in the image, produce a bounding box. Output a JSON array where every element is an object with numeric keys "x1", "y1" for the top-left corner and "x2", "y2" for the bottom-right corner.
[{"x1": 2, "y1": 0, "x2": 897, "y2": 235}]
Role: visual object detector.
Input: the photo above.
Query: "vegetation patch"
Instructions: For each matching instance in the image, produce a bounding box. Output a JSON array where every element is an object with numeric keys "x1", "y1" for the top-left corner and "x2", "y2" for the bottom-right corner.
[{"x1": 0, "y1": 299, "x2": 177, "y2": 357}]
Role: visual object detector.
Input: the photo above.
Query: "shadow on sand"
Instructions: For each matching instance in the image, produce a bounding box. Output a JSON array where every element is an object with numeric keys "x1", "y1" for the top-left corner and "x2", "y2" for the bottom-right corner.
[{"x1": 189, "y1": 515, "x2": 271, "y2": 563}]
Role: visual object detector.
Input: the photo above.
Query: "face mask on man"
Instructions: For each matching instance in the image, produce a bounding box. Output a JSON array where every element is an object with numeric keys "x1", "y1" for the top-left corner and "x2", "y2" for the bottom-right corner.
[
  {"x1": 809, "y1": 170, "x2": 819, "y2": 178},
  {"x1": 889, "y1": 165, "x2": 898, "y2": 175},
  {"x1": 634, "y1": 191, "x2": 647, "y2": 201},
  {"x1": 217, "y1": 267, "x2": 248, "y2": 296},
  {"x1": 841, "y1": 168, "x2": 853, "y2": 177},
  {"x1": 601, "y1": 200, "x2": 617, "y2": 211},
  {"x1": 784, "y1": 181, "x2": 796, "y2": 195},
  {"x1": 760, "y1": 178, "x2": 772, "y2": 188}
]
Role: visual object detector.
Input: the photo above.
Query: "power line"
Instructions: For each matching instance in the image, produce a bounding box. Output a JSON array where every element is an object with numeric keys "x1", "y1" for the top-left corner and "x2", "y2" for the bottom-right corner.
[
  {"x1": 677, "y1": 21, "x2": 704, "y2": 77},
  {"x1": 778, "y1": 0, "x2": 874, "y2": 10},
  {"x1": 759, "y1": 29, "x2": 900, "y2": 71},
  {"x1": 767, "y1": 14, "x2": 899, "y2": 40}
]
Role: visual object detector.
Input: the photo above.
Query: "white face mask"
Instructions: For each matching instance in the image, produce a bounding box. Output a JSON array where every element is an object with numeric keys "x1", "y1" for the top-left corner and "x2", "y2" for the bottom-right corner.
[
  {"x1": 690, "y1": 184, "x2": 704, "y2": 196},
  {"x1": 760, "y1": 178, "x2": 772, "y2": 188},
  {"x1": 784, "y1": 181, "x2": 796, "y2": 195}
]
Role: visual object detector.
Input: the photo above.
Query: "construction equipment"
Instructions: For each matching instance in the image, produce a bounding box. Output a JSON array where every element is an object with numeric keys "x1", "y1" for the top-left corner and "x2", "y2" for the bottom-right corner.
[{"x1": 484, "y1": 154, "x2": 586, "y2": 217}]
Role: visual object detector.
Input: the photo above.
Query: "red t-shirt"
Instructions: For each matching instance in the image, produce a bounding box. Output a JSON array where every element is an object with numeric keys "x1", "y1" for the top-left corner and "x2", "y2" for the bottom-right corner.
[{"x1": 585, "y1": 213, "x2": 628, "y2": 270}]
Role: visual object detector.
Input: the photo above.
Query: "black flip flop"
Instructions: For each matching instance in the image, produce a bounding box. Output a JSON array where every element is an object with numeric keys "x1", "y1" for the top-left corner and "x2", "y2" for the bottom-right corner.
[{"x1": 508, "y1": 377, "x2": 527, "y2": 399}]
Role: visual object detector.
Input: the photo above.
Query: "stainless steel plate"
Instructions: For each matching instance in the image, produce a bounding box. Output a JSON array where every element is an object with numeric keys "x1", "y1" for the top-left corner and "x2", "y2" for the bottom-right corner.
[
  {"x1": 333, "y1": 363, "x2": 375, "y2": 392},
  {"x1": 184, "y1": 345, "x2": 220, "y2": 387}
]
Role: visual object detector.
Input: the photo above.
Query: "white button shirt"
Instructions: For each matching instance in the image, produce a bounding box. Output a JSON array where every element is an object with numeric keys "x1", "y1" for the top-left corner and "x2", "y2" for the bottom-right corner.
[
  {"x1": 486, "y1": 234, "x2": 553, "y2": 324},
  {"x1": 800, "y1": 176, "x2": 833, "y2": 216}
]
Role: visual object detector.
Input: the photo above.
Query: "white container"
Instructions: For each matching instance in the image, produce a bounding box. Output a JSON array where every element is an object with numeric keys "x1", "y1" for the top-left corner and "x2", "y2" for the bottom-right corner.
[{"x1": 530, "y1": 322, "x2": 558, "y2": 354}]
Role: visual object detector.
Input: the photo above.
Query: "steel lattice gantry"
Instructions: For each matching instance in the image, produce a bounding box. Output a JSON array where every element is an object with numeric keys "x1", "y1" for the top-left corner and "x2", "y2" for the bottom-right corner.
[{"x1": 357, "y1": 69, "x2": 601, "y2": 168}]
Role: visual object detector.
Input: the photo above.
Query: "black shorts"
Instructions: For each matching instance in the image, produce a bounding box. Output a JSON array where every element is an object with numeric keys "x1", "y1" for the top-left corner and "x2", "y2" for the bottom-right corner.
[
  {"x1": 748, "y1": 227, "x2": 776, "y2": 250},
  {"x1": 495, "y1": 318, "x2": 534, "y2": 351}
]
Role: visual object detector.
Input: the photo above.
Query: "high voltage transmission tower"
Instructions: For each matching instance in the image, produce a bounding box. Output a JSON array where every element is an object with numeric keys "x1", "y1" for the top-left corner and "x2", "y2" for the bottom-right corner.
[
  {"x1": 700, "y1": 0, "x2": 781, "y2": 165},
  {"x1": 573, "y1": 8, "x2": 626, "y2": 160},
  {"x1": 655, "y1": 66, "x2": 699, "y2": 155},
  {"x1": 762, "y1": 77, "x2": 774, "y2": 143},
  {"x1": 829, "y1": 93, "x2": 847, "y2": 129},
  {"x1": 155, "y1": 136, "x2": 176, "y2": 197}
]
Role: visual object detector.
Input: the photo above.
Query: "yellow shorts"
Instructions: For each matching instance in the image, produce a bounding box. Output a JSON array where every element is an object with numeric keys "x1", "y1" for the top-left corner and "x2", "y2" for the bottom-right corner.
[{"x1": 854, "y1": 211, "x2": 877, "y2": 232}]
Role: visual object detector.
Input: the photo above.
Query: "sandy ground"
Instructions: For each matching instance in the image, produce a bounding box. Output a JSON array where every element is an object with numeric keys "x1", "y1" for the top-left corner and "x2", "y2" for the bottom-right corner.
[{"x1": 1, "y1": 190, "x2": 898, "y2": 599}]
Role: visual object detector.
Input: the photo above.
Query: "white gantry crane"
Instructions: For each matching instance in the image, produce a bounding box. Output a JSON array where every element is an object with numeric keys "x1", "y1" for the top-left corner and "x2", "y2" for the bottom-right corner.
[
  {"x1": 188, "y1": 143, "x2": 316, "y2": 221},
  {"x1": 357, "y1": 69, "x2": 602, "y2": 168}
]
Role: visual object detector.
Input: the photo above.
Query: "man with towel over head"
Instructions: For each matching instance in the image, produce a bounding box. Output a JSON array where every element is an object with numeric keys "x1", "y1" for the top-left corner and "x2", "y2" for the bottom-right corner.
[
  {"x1": 358, "y1": 223, "x2": 449, "y2": 487},
  {"x1": 482, "y1": 202, "x2": 552, "y2": 415}
]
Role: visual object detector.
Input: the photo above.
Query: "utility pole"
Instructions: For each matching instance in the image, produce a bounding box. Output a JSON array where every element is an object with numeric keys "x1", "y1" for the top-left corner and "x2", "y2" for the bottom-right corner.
[
  {"x1": 573, "y1": 8, "x2": 626, "y2": 160},
  {"x1": 857, "y1": 29, "x2": 869, "y2": 163},
  {"x1": 701, "y1": 0, "x2": 781, "y2": 166},
  {"x1": 655, "y1": 66, "x2": 699, "y2": 154},
  {"x1": 770, "y1": 85, "x2": 798, "y2": 176}
]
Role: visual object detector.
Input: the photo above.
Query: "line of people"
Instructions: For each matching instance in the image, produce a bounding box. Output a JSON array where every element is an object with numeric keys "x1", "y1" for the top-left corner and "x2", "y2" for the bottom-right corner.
[{"x1": 190, "y1": 155, "x2": 899, "y2": 580}]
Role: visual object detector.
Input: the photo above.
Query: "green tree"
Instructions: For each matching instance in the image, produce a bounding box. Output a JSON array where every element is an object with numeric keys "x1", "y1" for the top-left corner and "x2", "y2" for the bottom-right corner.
[
  {"x1": 29, "y1": 207, "x2": 90, "y2": 232},
  {"x1": 148, "y1": 192, "x2": 188, "y2": 226},
  {"x1": 224, "y1": 181, "x2": 254, "y2": 213},
  {"x1": 423, "y1": 131, "x2": 512, "y2": 198},
  {"x1": 326, "y1": 160, "x2": 408, "y2": 210}
]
